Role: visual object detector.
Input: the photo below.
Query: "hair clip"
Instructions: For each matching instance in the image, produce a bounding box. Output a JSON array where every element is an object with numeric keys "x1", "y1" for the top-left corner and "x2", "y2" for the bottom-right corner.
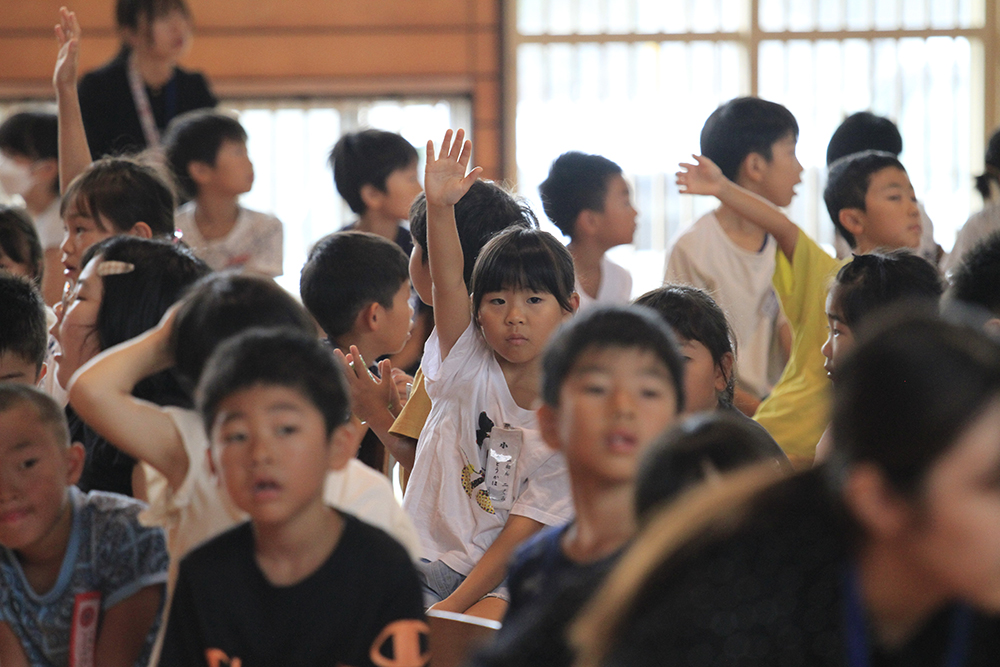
[{"x1": 96, "y1": 260, "x2": 135, "y2": 277}]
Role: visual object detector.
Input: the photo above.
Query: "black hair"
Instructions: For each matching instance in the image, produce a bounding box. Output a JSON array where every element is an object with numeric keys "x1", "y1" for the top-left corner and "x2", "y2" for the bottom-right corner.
[
  {"x1": 0, "y1": 110, "x2": 59, "y2": 196},
  {"x1": 0, "y1": 206, "x2": 43, "y2": 287},
  {"x1": 823, "y1": 150, "x2": 906, "y2": 248},
  {"x1": 470, "y1": 227, "x2": 576, "y2": 317},
  {"x1": 949, "y1": 231, "x2": 1000, "y2": 318},
  {"x1": 635, "y1": 285, "x2": 736, "y2": 408},
  {"x1": 170, "y1": 273, "x2": 316, "y2": 391},
  {"x1": 409, "y1": 181, "x2": 538, "y2": 289},
  {"x1": 826, "y1": 111, "x2": 903, "y2": 166},
  {"x1": 541, "y1": 305, "x2": 685, "y2": 413},
  {"x1": 197, "y1": 327, "x2": 351, "y2": 438},
  {"x1": 831, "y1": 310, "x2": 1000, "y2": 497},
  {"x1": 163, "y1": 109, "x2": 248, "y2": 200},
  {"x1": 975, "y1": 126, "x2": 1000, "y2": 200},
  {"x1": 700, "y1": 97, "x2": 799, "y2": 182},
  {"x1": 538, "y1": 151, "x2": 623, "y2": 237},
  {"x1": 0, "y1": 384, "x2": 69, "y2": 448},
  {"x1": 116, "y1": 0, "x2": 189, "y2": 30},
  {"x1": 299, "y1": 231, "x2": 410, "y2": 340},
  {"x1": 329, "y1": 129, "x2": 418, "y2": 215},
  {"x1": 634, "y1": 411, "x2": 790, "y2": 520},
  {"x1": 0, "y1": 274, "x2": 47, "y2": 374},
  {"x1": 830, "y1": 251, "x2": 942, "y2": 329},
  {"x1": 61, "y1": 158, "x2": 175, "y2": 238}
]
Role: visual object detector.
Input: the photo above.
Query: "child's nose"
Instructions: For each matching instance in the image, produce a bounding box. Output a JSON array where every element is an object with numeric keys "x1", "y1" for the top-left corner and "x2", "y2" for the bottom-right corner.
[
  {"x1": 505, "y1": 304, "x2": 525, "y2": 324},
  {"x1": 612, "y1": 388, "x2": 637, "y2": 415}
]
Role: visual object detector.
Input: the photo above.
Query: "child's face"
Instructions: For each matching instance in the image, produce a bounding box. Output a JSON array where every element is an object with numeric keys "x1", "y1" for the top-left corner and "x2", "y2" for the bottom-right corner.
[
  {"x1": 0, "y1": 403, "x2": 81, "y2": 556},
  {"x1": 539, "y1": 345, "x2": 678, "y2": 487},
  {"x1": 380, "y1": 163, "x2": 423, "y2": 222},
  {"x1": 376, "y1": 279, "x2": 415, "y2": 356},
  {"x1": 408, "y1": 243, "x2": 433, "y2": 306},
  {"x1": 821, "y1": 287, "x2": 854, "y2": 381},
  {"x1": 476, "y1": 288, "x2": 575, "y2": 366},
  {"x1": 199, "y1": 139, "x2": 255, "y2": 197},
  {"x1": 756, "y1": 133, "x2": 802, "y2": 208},
  {"x1": 855, "y1": 167, "x2": 922, "y2": 252},
  {"x1": 678, "y1": 337, "x2": 728, "y2": 415},
  {"x1": 60, "y1": 201, "x2": 114, "y2": 284},
  {"x1": 134, "y1": 8, "x2": 192, "y2": 63},
  {"x1": 53, "y1": 257, "x2": 103, "y2": 390},
  {"x1": 210, "y1": 384, "x2": 348, "y2": 527},
  {"x1": 0, "y1": 352, "x2": 41, "y2": 385},
  {"x1": 593, "y1": 174, "x2": 638, "y2": 249}
]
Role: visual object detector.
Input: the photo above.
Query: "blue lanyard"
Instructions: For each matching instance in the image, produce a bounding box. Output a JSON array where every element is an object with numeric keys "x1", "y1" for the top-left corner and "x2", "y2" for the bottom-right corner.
[{"x1": 841, "y1": 563, "x2": 972, "y2": 667}]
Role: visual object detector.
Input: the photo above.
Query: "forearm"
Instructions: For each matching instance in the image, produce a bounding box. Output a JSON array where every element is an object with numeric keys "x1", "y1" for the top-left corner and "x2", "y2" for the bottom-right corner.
[
  {"x1": 715, "y1": 180, "x2": 799, "y2": 259},
  {"x1": 55, "y1": 82, "x2": 92, "y2": 194},
  {"x1": 366, "y1": 410, "x2": 416, "y2": 471},
  {"x1": 427, "y1": 202, "x2": 471, "y2": 349}
]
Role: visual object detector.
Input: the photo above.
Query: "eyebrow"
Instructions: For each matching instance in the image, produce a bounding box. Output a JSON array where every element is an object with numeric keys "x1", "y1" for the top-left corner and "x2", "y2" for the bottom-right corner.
[
  {"x1": 218, "y1": 402, "x2": 305, "y2": 424},
  {"x1": 826, "y1": 312, "x2": 845, "y2": 324}
]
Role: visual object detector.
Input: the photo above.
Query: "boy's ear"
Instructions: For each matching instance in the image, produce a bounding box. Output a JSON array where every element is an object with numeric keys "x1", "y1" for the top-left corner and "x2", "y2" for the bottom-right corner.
[
  {"x1": 64, "y1": 441, "x2": 86, "y2": 486},
  {"x1": 356, "y1": 302, "x2": 380, "y2": 334},
  {"x1": 741, "y1": 152, "x2": 769, "y2": 185},
  {"x1": 359, "y1": 183, "x2": 385, "y2": 212},
  {"x1": 129, "y1": 221, "x2": 154, "y2": 239},
  {"x1": 536, "y1": 403, "x2": 563, "y2": 453},
  {"x1": 35, "y1": 158, "x2": 58, "y2": 186},
  {"x1": 839, "y1": 208, "x2": 866, "y2": 241},
  {"x1": 842, "y1": 463, "x2": 911, "y2": 540},
  {"x1": 188, "y1": 160, "x2": 214, "y2": 186},
  {"x1": 574, "y1": 209, "x2": 599, "y2": 239},
  {"x1": 566, "y1": 291, "x2": 581, "y2": 316},
  {"x1": 35, "y1": 362, "x2": 47, "y2": 386},
  {"x1": 328, "y1": 417, "x2": 364, "y2": 471}
]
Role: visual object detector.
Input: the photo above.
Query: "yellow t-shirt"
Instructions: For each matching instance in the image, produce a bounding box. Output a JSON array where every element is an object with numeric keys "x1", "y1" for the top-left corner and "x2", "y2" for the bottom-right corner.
[
  {"x1": 753, "y1": 228, "x2": 845, "y2": 461},
  {"x1": 389, "y1": 367, "x2": 431, "y2": 440}
]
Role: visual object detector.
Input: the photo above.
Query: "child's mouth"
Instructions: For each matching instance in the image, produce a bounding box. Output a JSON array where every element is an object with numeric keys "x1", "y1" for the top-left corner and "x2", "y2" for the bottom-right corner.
[
  {"x1": 252, "y1": 479, "x2": 282, "y2": 499},
  {"x1": 0, "y1": 508, "x2": 28, "y2": 525},
  {"x1": 607, "y1": 431, "x2": 637, "y2": 453}
]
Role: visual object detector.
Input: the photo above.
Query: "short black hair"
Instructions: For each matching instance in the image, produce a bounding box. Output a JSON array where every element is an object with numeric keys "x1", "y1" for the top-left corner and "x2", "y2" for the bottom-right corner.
[
  {"x1": 171, "y1": 273, "x2": 316, "y2": 391},
  {"x1": 826, "y1": 111, "x2": 903, "y2": 166},
  {"x1": 409, "y1": 180, "x2": 538, "y2": 289},
  {"x1": 542, "y1": 304, "x2": 685, "y2": 413},
  {"x1": 634, "y1": 412, "x2": 790, "y2": 520},
  {"x1": 538, "y1": 151, "x2": 623, "y2": 237},
  {"x1": 470, "y1": 227, "x2": 576, "y2": 316},
  {"x1": 300, "y1": 231, "x2": 410, "y2": 340},
  {"x1": 0, "y1": 274, "x2": 46, "y2": 373},
  {"x1": 0, "y1": 110, "x2": 58, "y2": 196},
  {"x1": 975, "y1": 126, "x2": 1000, "y2": 200},
  {"x1": 329, "y1": 130, "x2": 418, "y2": 215},
  {"x1": 823, "y1": 150, "x2": 906, "y2": 248},
  {"x1": 635, "y1": 285, "x2": 736, "y2": 408},
  {"x1": 61, "y1": 157, "x2": 175, "y2": 237},
  {"x1": 947, "y1": 231, "x2": 1000, "y2": 318},
  {"x1": 0, "y1": 384, "x2": 69, "y2": 448},
  {"x1": 163, "y1": 109, "x2": 248, "y2": 200},
  {"x1": 116, "y1": 0, "x2": 189, "y2": 31},
  {"x1": 831, "y1": 251, "x2": 942, "y2": 328},
  {"x1": 0, "y1": 206, "x2": 44, "y2": 287},
  {"x1": 197, "y1": 327, "x2": 351, "y2": 438},
  {"x1": 700, "y1": 97, "x2": 799, "y2": 182}
]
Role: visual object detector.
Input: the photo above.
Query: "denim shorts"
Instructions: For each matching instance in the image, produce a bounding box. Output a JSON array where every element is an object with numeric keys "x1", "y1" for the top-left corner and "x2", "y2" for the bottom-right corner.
[{"x1": 417, "y1": 558, "x2": 510, "y2": 608}]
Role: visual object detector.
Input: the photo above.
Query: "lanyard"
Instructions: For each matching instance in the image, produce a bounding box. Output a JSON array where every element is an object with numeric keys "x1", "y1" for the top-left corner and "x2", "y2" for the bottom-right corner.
[
  {"x1": 126, "y1": 52, "x2": 175, "y2": 149},
  {"x1": 841, "y1": 563, "x2": 972, "y2": 667}
]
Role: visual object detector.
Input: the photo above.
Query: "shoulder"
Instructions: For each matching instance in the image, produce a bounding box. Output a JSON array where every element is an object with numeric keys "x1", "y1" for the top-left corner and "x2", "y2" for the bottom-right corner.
[
  {"x1": 239, "y1": 208, "x2": 283, "y2": 231},
  {"x1": 80, "y1": 488, "x2": 151, "y2": 527},
  {"x1": 79, "y1": 56, "x2": 127, "y2": 89},
  {"x1": 180, "y1": 521, "x2": 252, "y2": 573},
  {"x1": 510, "y1": 524, "x2": 566, "y2": 578},
  {"x1": 339, "y1": 514, "x2": 413, "y2": 566}
]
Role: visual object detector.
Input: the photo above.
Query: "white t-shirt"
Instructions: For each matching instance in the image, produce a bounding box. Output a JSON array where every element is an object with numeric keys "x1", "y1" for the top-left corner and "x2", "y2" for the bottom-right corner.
[
  {"x1": 664, "y1": 211, "x2": 783, "y2": 400},
  {"x1": 402, "y1": 322, "x2": 573, "y2": 576},
  {"x1": 174, "y1": 202, "x2": 284, "y2": 277},
  {"x1": 941, "y1": 201, "x2": 1000, "y2": 277},
  {"x1": 575, "y1": 255, "x2": 633, "y2": 312}
]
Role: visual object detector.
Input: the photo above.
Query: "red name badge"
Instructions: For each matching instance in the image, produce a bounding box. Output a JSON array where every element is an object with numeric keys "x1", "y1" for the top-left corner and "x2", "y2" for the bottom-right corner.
[{"x1": 69, "y1": 590, "x2": 101, "y2": 667}]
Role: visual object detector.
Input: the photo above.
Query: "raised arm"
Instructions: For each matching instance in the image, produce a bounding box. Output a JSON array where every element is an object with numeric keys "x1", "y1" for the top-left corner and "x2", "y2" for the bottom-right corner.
[
  {"x1": 424, "y1": 129, "x2": 482, "y2": 358},
  {"x1": 53, "y1": 7, "x2": 93, "y2": 194},
  {"x1": 677, "y1": 155, "x2": 799, "y2": 260},
  {"x1": 67, "y1": 313, "x2": 189, "y2": 491}
]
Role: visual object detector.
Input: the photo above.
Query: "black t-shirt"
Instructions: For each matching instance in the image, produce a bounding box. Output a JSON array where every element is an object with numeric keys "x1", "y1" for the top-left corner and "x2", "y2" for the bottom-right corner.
[
  {"x1": 78, "y1": 51, "x2": 217, "y2": 158},
  {"x1": 605, "y1": 469, "x2": 1000, "y2": 667},
  {"x1": 160, "y1": 514, "x2": 427, "y2": 667},
  {"x1": 67, "y1": 404, "x2": 136, "y2": 497}
]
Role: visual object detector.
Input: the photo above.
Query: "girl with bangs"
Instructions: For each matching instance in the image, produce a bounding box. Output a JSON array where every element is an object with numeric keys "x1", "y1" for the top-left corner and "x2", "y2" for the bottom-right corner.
[{"x1": 401, "y1": 130, "x2": 578, "y2": 621}]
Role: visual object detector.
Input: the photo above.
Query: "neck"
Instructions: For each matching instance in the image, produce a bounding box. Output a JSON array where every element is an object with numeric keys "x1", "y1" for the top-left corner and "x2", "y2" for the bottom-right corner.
[
  {"x1": 562, "y1": 480, "x2": 636, "y2": 564},
  {"x1": 568, "y1": 241, "x2": 605, "y2": 299},
  {"x1": 497, "y1": 354, "x2": 541, "y2": 410},
  {"x1": 22, "y1": 186, "x2": 58, "y2": 217},
  {"x1": 253, "y1": 503, "x2": 342, "y2": 587},
  {"x1": 332, "y1": 336, "x2": 378, "y2": 367},
  {"x1": 194, "y1": 192, "x2": 240, "y2": 228},
  {"x1": 355, "y1": 211, "x2": 400, "y2": 242},
  {"x1": 854, "y1": 240, "x2": 877, "y2": 255},
  {"x1": 17, "y1": 492, "x2": 74, "y2": 593},
  {"x1": 132, "y1": 50, "x2": 174, "y2": 89},
  {"x1": 856, "y1": 539, "x2": 949, "y2": 648}
]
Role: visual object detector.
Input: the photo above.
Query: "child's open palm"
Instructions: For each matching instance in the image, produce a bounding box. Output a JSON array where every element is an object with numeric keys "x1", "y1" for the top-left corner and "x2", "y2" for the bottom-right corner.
[
  {"x1": 53, "y1": 7, "x2": 81, "y2": 92},
  {"x1": 425, "y1": 129, "x2": 482, "y2": 207},
  {"x1": 677, "y1": 154, "x2": 726, "y2": 197}
]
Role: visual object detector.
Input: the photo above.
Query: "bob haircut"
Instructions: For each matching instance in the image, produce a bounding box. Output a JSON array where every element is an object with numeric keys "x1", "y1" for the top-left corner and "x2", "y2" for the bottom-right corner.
[
  {"x1": 830, "y1": 251, "x2": 942, "y2": 329},
  {"x1": 0, "y1": 206, "x2": 44, "y2": 286},
  {"x1": 61, "y1": 158, "x2": 175, "y2": 238},
  {"x1": 470, "y1": 226, "x2": 576, "y2": 316},
  {"x1": 163, "y1": 109, "x2": 248, "y2": 200}
]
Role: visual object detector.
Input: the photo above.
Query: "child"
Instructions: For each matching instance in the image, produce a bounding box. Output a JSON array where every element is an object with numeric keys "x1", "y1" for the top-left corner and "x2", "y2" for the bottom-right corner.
[
  {"x1": 0, "y1": 384, "x2": 168, "y2": 667},
  {"x1": 77, "y1": 0, "x2": 215, "y2": 159},
  {"x1": 0, "y1": 205, "x2": 44, "y2": 287},
  {"x1": 0, "y1": 110, "x2": 63, "y2": 304},
  {"x1": 300, "y1": 230, "x2": 414, "y2": 472},
  {"x1": 943, "y1": 125, "x2": 1000, "y2": 275},
  {"x1": 948, "y1": 230, "x2": 1000, "y2": 330},
  {"x1": 165, "y1": 109, "x2": 284, "y2": 277},
  {"x1": 677, "y1": 148, "x2": 924, "y2": 462},
  {"x1": 0, "y1": 273, "x2": 47, "y2": 385},
  {"x1": 472, "y1": 305, "x2": 685, "y2": 667},
  {"x1": 573, "y1": 311, "x2": 1000, "y2": 667},
  {"x1": 666, "y1": 97, "x2": 800, "y2": 415},
  {"x1": 402, "y1": 129, "x2": 576, "y2": 620},
  {"x1": 159, "y1": 328, "x2": 425, "y2": 667},
  {"x1": 538, "y1": 151, "x2": 635, "y2": 310}
]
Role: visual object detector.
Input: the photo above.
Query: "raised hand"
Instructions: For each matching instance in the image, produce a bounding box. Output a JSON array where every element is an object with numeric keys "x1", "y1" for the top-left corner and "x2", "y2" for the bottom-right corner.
[
  {"x1": 424, "y1": 128, "x2": 483, "y2": 208},
  {"x1": 53, "y1": 7, "x2": 81, "y2": 92},
  {"x1": 334, "y1": 346, "x2": 402, "y2": 424},
  {"x1": 676, "y1": 154, "x2": 727, "y2": 197}
]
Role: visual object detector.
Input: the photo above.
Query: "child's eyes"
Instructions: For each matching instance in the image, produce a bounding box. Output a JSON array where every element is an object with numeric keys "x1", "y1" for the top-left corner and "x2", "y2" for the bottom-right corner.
[
  {"x1": 219, "y1": 430, "x2": 249, "y2": 446},
  {"x1": 18, "y1": 458, "x2": 38, "y2": 471},
  {"x1": 489, "y1": 297, "x2": 506, "y2": 306},
  {"x1": 275, "y1": 424, "x2": 299, "y2": 437},
  {"x1": 526, "y1": 296, "x2": 545, "y2": 304},
  {"x1": 640, "y1": 387, "x2": 665, "y2": 399}
]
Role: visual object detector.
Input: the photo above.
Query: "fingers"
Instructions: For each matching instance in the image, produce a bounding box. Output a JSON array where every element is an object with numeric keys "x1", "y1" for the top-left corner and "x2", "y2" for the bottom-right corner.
[{"x1": 438, "y1": 129, "x2": 454, "y2": 160}]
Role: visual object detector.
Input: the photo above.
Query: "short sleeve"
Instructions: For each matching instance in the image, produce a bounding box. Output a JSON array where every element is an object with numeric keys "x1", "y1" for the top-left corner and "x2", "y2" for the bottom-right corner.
[
  {"x1": 93, "y1": 501, "x2": 169, "y2": 609},
  {"x1": 389, "y1": 368, "x2": 431, "y2": 440},
  {"x1": 422, "y1": 322, "x2": 489, "y2": 396},
  {"x1": 509, "y1": 451, "x2": 573, "y2": 527},
  {"x1": 243, "y1": 214, "x2": 284, "y2": 278}
]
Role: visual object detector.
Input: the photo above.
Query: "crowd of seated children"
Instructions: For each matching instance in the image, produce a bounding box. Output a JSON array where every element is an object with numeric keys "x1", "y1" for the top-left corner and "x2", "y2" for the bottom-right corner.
[
  {"x1": 300, "y1": 230, "x2": 414, "y2": 472},
  {"x1": 0, "y1": 384, "x2": 168, "y2": 667},
  {"x1": 0, "y1": 111, "x2": 63, "y2": 304},
  {"x1": 164, "y1": 109, "x2": 283, "y2": 277},
  {"x1": 944, "y1": 126, "x2": 1000, "y2": 275},
  {"x1": 539, "y1": 152, "x2": 636, "y2": 310},
  {"x1": 665, "y1": 97, "x2": 798, "y2": 416}
]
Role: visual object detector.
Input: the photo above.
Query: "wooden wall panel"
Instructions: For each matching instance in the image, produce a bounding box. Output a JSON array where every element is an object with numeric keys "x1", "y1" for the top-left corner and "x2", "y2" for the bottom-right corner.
[{"x1": 0, "y1": 0, "x2": 505, "y2": 178}]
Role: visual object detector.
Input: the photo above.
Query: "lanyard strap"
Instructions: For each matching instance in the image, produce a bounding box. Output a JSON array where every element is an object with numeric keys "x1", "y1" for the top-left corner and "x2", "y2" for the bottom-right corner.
[
  {"x1": 841, "y1": 563, "x2": 972, "y2": 667},
  {"x1": 126, "y1": 52, "x2": 162, "y2": 148}
]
